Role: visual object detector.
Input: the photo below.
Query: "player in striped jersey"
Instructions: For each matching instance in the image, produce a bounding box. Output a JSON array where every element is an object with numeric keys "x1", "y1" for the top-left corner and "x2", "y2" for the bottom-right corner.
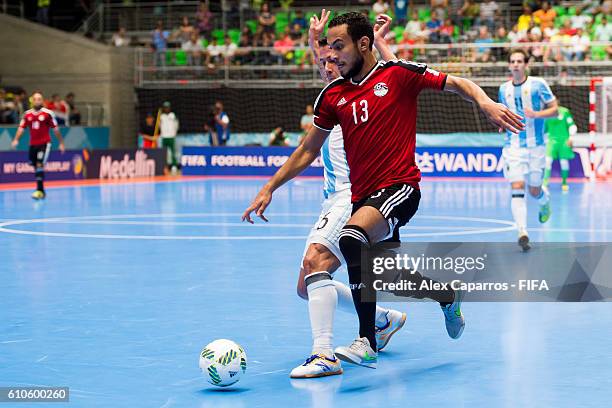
[
  {"x1": 498, "y1": 49, "x2": 558, "y2": 250},
  {"x1": 290, "y1": 11, "x2": 406, "y2": 379},
  {"x1": 11, "y1": 92, "x2": 65, "y2": 199}
]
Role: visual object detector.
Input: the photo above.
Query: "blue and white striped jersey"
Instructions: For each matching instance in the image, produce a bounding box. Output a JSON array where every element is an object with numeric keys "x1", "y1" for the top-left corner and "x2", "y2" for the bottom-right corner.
[
  {"x1": 321, "y1": 125, "x2": 351, "y2": 198},
  {"x1": 498, "y1": 76, "x2": 556, "y2": 148}
]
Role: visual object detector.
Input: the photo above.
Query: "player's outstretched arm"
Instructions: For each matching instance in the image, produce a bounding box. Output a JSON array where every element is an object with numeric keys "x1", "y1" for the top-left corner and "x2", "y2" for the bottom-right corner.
[
  {"x1": 242, "y1": 126, "x2": 330, "y2": 224},
  {"x1": 11, "y1": 127, "x2": 24, "y2": 148},
  {"x1": 444, "y1": 75, "x2": 525, "y2": 134},
  {"x1": 53, "y1": 128, "x2": 66, "y2": 153},
  {"x1": 373, "y1": 14, "x2": 397, "y2": 61},
  {"x1": 308, "y1": 9, "x2": 331, "y2": 82}
]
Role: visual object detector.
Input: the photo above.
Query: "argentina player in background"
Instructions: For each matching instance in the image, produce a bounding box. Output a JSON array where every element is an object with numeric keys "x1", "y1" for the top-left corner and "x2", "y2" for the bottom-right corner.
[
  {"x1": 290, "y1": 11, "x2": 406, "y2": 379},
  {"x1": 498, "y1": 49, "x2": 558, "y2": 251}
]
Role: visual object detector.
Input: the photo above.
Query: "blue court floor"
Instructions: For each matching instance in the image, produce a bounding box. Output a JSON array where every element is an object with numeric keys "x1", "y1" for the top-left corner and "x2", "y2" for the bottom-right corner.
[{"x1": 0, "y1": 178, "x2": 611, "y2": 408}]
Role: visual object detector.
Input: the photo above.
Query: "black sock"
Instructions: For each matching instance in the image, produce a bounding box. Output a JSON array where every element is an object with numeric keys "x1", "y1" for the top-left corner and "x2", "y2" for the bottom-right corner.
[
  {"x1": 339, "y1": 225, "x2": 377, "y2": 351},
  {"x1": 35, "y1": 168, "x2": 44, "y2": 192}
]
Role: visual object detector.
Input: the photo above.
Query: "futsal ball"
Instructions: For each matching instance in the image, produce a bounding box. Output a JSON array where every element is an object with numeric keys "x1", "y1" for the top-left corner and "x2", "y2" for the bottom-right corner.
[{"x1": 199, "y1": 339, "x2": 247, "y2": 387}]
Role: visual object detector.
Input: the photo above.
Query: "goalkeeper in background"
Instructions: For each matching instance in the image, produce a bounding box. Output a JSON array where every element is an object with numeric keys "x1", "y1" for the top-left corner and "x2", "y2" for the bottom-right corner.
[{"x1": 543, "y1": 105, "x2": 576, "y2": 192}]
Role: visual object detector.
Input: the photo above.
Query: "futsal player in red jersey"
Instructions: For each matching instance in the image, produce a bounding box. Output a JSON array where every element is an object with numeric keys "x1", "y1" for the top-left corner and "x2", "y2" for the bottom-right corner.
[
  {"x1": 12, "y1": 92, "x2": 65, "y2": 200},
  {"x1": 243, "y1": 12, "x2": 524, "y2": 369}
]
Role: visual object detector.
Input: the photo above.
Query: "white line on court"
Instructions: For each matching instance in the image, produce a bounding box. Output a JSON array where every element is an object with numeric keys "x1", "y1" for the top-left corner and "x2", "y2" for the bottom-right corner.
[{"x1": 0, "y1": 213, "x2": 518, "y2": 240}]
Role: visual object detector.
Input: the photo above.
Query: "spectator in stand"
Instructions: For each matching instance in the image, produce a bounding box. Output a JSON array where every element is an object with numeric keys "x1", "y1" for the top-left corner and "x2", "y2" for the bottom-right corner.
[
  {"x1": 507, "y1": 24, "x2": 523, "y2": 43},
  {"x1": 174, "y1": 16, "x2": 196, "y2": 47},
  {"x1": 528, "y1": 29, "x2": 545, "y2": 62},
  {"x1": 235, "y1": 28, "x2": 254, "y2": 65},
  {"x1": 477, "y1": 0, "x2": 499, "y2": 34},
  {"x1": 206, "y1": 38, "x2": 224, "y2": 68},
  {"x1": 559, "y1": 18, "x2": 576, "y2": 36},
  {"x1": 600, "y1": 0, "x2": 612, "y2": 16},
  {"x1": 257, "y1": 2, "x2": 276, "y2": 44},
  {"x1": 473, "y1": 25, "x2": 493, "y2": 62},
  {"x1": 570, "y1": 8, "x2": 591, "y2": 31},
  {"x1": 431, "y1": 0, "x2": 448, "y2": 21},
  {"x1": 439, "y1": 18, "x2": 456, "y2": 43},
  {"x1": 458, "y1": 0, "x2": 480, "y2": 31},
  {"x1": 291, "y1": 10, "x2": 307, "y2": 31},
  {"x1": 544, "y1": 29, "x2": 565, "y2": 62},
  {"x1": 273, "y1": 27, "x2": 295, "y2": 63},
  {"x1": 289, "y1": 22, "x2": 304, "y2": 41},
  {"x1": 405, "y1": 9, "x2": 421, "y2": 38},
  {"x1": 111, "y1": 27, "x2": 131, "y2": 47},
  {"x1": 140, "y1": 113, "x2": 158, "y2": 149},
  {"x1": 222, "y1": 35, "x2": 238, "y2": 65},
  {"x1": 416, "y1": 21, "x2": 432, "y2": 49},
  {"x1": 517, "y1": 6, "x2": 539, "y2": 33},
  {"x1": 269, "y1": 126, "x2": 289, "y2": 146},
  {"x1": 37, "y1": 0, "x2": 50, "y2": 26},
  {"x1": 196, "y1": 2, "x2": 213, "y2": 41},
  {"x1": 47, "y1": 94, "x2": 68, "y2": 126},
  {"x1": 533, "y1": 2, "x2": 556, "y2": 31},
  {"x1": 182, "y1": 32, "x2": 204, "y2": 66},
  {"x1": 593, "y1": 15, "x2": 612, "y2": 59},
  {"x1": 373, "y1": 0, "x2": 391, "y2": 15},
  {"x1": 398, "y1": 31, "x2": 416, "y2": 60},
  {"x1": 426, "y1": 14, "x2": 443, "y2": 43},
  {"x1": 0, "y1": 89, "x2": 17, "y2": 124},
  {"x1": 65, "y1": 92, "x2": 81, "y2": 125},
  {"x1": 391, "y1": 0, "x2": 409, "y2": 26},
  {"x1": 151, "y1": 20, "x2": 169, "y2": 68},
  {"x1": 449, "y1": 0, "x2": 464, "y2": 27},
  {"x1": 594, "y1": 15, "x2": 612, "y2": 43},
  {"x1": 300, "y1": 104, "x2": 314, "y2": 137},
  {"x1": 494, "y1": 25, "x2": 509, "y2": 61},
  {"x1": 572, "y1": 27, "x2": 591, "y2": 61}
]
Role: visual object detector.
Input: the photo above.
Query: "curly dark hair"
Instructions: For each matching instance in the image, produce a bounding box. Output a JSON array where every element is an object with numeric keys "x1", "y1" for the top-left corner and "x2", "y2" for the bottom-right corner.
[{"x1": 328, "y1": 12, "x2": 374, "y2": 50}]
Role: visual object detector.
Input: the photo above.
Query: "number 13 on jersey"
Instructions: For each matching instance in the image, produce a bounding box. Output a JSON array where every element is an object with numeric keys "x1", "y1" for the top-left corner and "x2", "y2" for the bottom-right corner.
[{"x1": 351, "y1": 100, "x2": 369, "y2": 125}]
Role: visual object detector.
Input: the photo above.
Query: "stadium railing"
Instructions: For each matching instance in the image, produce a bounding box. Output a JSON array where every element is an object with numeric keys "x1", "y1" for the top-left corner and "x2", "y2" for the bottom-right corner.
[
  {"x1": 134, "y1": 42, "x2": 612, "y2": 88},
  {"x1": 0, "y1": 0, "x2": 24, "y2": 18}
]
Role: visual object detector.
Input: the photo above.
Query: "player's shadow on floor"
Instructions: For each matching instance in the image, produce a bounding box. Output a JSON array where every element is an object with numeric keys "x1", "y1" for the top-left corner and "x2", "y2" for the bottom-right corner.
[{"x1": 199, "y1": 387, "x2": 250, "y2": 394}]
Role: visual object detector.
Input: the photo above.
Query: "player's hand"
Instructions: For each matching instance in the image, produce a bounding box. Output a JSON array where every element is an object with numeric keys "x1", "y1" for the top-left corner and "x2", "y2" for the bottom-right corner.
[
  {"x1": 59, "y1": 142, "x2": 65, "y2": 153},
  {"x1": 567, "y1": 138, "x2": 573, "y2": 148},
  {"x1": 374, "y1": 14, "x2": 392, "y2": 43},
  {"x1": 10, "y1": 139, "x2": 18, "y2": 149},
  {"x1": 309, "y1": 9, "x2": 331, "y2": 46},
  {"x1": 481, "y1": 101, "x2": 525, "y2": 134},
  {"x1": 523, "y1": 108, "x2": 538, "y2": 118},
  {"x1": 242, "y1": 187, "x2": 272, "y2": 224}
]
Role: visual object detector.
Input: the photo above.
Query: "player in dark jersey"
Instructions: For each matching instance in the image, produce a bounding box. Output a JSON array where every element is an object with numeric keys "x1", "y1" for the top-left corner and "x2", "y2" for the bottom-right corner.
[
  {"x1": 11, "y1": 92, "x2": 65, "y2": 200},
  {"x1": 243, "y1": 12, "x2": 524, "y2": 369}
]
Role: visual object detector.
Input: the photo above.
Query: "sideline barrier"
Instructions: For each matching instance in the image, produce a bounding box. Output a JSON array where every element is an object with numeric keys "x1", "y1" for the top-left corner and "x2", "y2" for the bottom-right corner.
[
  {"x1": 0, "y1": 148, "x2": 166, "y2": 183},
  {"x1": 181, "y1": 146, "x2": 591, "y2": 178}
]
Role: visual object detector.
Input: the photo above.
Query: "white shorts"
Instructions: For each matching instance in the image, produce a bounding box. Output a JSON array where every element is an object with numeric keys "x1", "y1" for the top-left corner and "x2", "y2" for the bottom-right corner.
[
  {"x1": 502, "y1": 145, "x2": 546, "y2": 185},
  {"x1": 302, "y1": 189, "x2": 352, "y2": 266}
]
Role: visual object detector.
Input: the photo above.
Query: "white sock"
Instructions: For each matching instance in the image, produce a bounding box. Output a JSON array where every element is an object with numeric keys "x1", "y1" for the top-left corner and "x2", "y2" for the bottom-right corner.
[
  {"x1": 307, "y1": 272, "x2": 337, "y2": 357},
  {"x1": 331, "y1": 280, "x2": 388, "y2": 328},
  {"x1": 545, "y1": 156, "x2": 553, "y2": 172},
  {"x1": 511, "y1": 189, "x2": 527, "y2": 233},
  {"x1": 535, "y1": 188, "x2": 549, "y2": 205},
  {"x1": 560, "y1": 159, "x2": 569, "y2": 171}
]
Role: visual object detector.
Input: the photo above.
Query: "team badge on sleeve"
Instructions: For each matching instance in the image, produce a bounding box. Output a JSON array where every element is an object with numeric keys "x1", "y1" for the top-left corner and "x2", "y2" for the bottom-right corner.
[{"x1": 373, "y1": 83, "x2": 389, "y2": 97}]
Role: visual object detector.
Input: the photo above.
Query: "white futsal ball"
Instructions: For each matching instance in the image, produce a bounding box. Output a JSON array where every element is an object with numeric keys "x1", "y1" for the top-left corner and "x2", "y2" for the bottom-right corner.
[{"x1": 199, "y1": 339, "x2": 247, "y2": 387}]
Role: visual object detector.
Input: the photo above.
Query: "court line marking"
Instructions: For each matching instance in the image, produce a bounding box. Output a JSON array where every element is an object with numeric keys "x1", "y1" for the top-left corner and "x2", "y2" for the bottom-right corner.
[{"x1": 0, "y1": 213, "x2": 519, "y2": 240}]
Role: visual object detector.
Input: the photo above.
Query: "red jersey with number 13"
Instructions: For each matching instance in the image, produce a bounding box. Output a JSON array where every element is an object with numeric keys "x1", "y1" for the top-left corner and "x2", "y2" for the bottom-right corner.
[
  {"x1": 19, "y1": 108, "x2": 58, "y2": 146},
  {"x1": 313, "y1": 60, "x2": 447, "y2": 202}
]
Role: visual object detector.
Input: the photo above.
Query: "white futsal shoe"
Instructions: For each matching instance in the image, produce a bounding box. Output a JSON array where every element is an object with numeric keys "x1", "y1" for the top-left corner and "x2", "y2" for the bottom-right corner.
[
  {"x1": 334, "y1": 337, "x2": 377, "y2": 369},
  {"x1": 290, "y1": 354, "x2": 343, "y2": 379},
  {"x1": 375, "y1": 310, "x2": 407, "y2": 351}
]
